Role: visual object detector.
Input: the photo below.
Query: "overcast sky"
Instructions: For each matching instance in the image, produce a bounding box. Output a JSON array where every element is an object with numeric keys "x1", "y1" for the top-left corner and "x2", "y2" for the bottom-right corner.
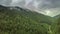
[{"x1": 0, "y1": 0, "x2": 60, "y2": 17}]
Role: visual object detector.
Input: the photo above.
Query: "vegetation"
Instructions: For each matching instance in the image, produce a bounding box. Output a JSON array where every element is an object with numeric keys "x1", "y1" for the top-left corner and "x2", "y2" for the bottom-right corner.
[{"x1": 0, "y1": 5, "x2": 60, "y2": 34}]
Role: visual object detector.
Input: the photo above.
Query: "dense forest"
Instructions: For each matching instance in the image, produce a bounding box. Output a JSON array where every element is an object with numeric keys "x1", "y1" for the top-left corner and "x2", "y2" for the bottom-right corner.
[{"x1": 0, "y1": 5, "x2": 60, "y2": 34}]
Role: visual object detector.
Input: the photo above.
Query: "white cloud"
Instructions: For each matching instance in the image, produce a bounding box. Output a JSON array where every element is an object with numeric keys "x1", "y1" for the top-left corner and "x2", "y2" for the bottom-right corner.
[
  {"x1": 25, "y1": 0, "x2": 33, "y2": 5},
  {"x1": 10, "y1": 0, "x2": 23, "y2": 6},
  {"x1": 10, "y1": 0, "x2": 18, "y2": 5},
  {"x1": 33, "y1": 0, "x2": 40, "y2": 8}
]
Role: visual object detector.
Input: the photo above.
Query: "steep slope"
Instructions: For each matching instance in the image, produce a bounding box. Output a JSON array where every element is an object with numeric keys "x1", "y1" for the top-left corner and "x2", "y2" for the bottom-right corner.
[{"x1": 0, "y1": 5, "x2": 53, "y2": 34}]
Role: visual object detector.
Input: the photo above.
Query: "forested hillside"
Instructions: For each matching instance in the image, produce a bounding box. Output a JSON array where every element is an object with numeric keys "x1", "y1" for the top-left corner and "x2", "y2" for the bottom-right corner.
[{"x1": 0, "y1": 5, "x2": 59, "y2": 34}]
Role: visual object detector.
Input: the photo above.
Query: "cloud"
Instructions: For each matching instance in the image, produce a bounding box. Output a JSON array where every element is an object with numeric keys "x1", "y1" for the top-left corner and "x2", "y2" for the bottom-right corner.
[
  {"x1": 25, "y1": 0, "x2": 32, "y2": 6},
  {"x1": 0, "y1": 0, "x2": 60, "y2": 17},
  {"x1": 0, "y1": 0, "x2": 60, "y2": 9},
  {"x1": 10, "y1": 0, "x2": 21, "y2": 6}
]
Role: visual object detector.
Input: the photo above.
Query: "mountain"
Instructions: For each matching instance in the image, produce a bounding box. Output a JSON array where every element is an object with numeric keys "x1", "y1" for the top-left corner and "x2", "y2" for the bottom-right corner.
[{"x1": 0, "y1": 5, "x2": 56, "y2": 34}]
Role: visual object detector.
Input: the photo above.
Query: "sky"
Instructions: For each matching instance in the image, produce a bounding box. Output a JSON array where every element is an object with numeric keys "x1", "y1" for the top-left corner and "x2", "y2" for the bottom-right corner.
[{"x1": 0, "y1": 0, "x2": 60, "y2": 17}]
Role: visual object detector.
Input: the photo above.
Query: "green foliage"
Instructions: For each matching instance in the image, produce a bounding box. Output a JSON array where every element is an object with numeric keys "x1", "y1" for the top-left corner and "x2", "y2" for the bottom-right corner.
[
  {"x1": 0, "y1": 7, "x2": 50, "y2": 34},
  {"x1": 0, "y1": 6, "x2": 59, "y2": 34}
]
